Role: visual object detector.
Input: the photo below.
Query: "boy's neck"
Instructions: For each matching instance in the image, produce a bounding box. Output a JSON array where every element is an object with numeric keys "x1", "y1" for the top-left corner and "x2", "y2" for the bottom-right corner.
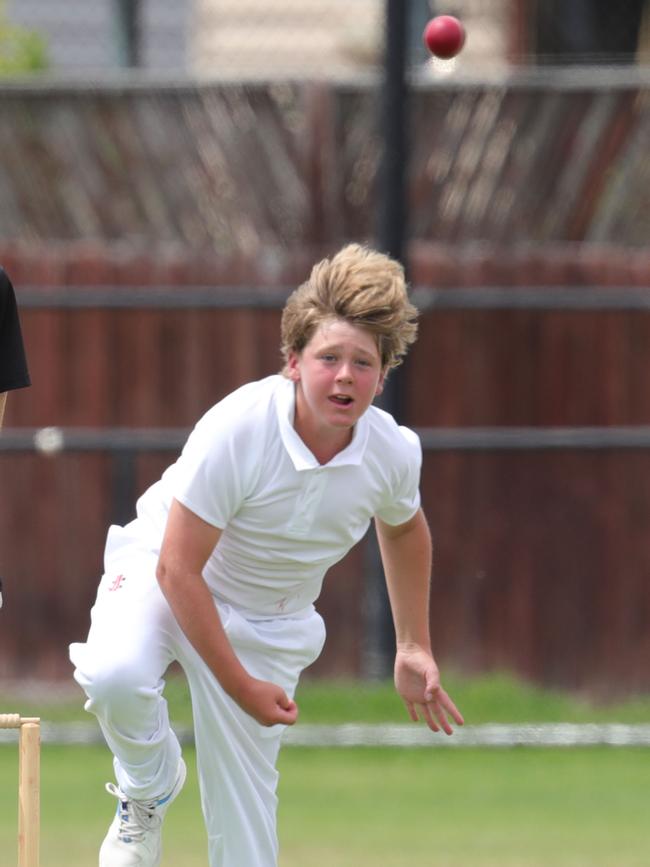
[{"x1": 292, "y1": 415, "x2": 353, "y2": 465}]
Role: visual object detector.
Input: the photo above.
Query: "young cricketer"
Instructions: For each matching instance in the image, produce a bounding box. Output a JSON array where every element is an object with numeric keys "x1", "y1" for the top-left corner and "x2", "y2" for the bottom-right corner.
[{"x1": 70, "y1": 243, "x2": 463, "y2": 867}]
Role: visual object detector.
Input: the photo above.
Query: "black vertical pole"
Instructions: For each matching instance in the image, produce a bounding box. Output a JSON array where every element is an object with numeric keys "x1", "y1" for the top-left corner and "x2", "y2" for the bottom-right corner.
[
  {"x1": 112, "y1": 450, "x2": 137, "y2": 526},
  {"x1": 377, "y1": 0, "x2": 409, "y2": 266},
  {"x1": 114, "y1": 0, "x2": 141, "y2": 68},
  {"x1": 361, "y1": 0, "x2": 411, "y2": 680}
]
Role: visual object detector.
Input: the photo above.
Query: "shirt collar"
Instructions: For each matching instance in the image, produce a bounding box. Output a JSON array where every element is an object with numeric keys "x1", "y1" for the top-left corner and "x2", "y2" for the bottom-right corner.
[{"x1": 275, "y1": 376, "x2": 369, "y2": 471}]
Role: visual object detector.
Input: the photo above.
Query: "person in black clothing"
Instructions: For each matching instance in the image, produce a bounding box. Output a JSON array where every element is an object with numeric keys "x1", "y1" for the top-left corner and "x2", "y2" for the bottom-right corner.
[
  {"x1": 0, "y1": 268, "x2": 30, "y2": 429},
  {"x1": 0, "y1": 267, "x2": 30, "y2": 607}
]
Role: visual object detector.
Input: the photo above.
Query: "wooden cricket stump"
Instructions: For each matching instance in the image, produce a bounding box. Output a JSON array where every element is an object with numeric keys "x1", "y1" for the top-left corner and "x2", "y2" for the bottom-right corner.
[{"x1": 0, "y1": 714, "x2": 40, "y2": 867}]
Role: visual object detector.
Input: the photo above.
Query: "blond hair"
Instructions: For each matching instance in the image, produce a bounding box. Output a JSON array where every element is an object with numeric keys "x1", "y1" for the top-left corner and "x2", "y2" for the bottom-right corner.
[{"x1": 280, "y1": 244, "x2": 418, "y2": 374}]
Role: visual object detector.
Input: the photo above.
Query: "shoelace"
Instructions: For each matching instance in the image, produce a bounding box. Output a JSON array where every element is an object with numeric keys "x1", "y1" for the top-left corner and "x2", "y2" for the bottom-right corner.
[{"x1": 105, "y1": 783, "x2": 163, "y2": 844}]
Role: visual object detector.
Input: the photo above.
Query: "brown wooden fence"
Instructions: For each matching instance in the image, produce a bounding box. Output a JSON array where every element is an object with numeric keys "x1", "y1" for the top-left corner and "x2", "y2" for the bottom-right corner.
[{"x1": 3, "y1": 279, "x2": 650, "y2": 693}]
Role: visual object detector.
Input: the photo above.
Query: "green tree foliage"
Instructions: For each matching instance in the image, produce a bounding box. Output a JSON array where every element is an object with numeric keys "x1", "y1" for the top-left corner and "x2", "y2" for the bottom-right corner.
[{"x1": 0, "y1": 3, "x2": 48, "y2": 75}]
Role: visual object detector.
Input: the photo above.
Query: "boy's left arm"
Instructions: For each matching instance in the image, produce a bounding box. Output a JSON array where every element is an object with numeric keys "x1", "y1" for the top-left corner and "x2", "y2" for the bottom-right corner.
[{"x1": 375, "y1": 508, "x2": 464, "y2": 735}]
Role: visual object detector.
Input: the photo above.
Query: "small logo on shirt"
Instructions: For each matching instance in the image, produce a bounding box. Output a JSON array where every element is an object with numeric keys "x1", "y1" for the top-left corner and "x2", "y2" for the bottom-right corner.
[{"x1": 108, "y1": 574, "x2": 127, "y2": 592}]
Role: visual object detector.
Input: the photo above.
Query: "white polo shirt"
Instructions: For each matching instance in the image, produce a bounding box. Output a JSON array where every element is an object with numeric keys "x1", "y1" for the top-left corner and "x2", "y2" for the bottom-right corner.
[{"x1": 107, "y1": 375, "x2": 421, "y2": 617}]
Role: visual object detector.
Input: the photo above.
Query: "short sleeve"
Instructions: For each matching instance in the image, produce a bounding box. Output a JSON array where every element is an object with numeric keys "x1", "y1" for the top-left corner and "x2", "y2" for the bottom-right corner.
[
  {"x1": 374, "y1": 425, "x2": 422, "y2": 526},
  {"x1": 172, "y1": 400, "x2": 259, "y2": 529},
  {"x1": 0, "y1": 269, "x2": 30, "y2": 392}
]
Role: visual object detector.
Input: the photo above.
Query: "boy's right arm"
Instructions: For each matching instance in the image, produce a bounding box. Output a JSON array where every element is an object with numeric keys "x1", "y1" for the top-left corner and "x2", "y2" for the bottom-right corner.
[{"x1": 156, "y1": 497, "x2": 298, "y2": 727}]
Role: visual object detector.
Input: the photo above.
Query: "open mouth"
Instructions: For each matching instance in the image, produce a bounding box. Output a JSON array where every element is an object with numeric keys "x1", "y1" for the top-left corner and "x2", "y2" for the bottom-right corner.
[{"x1": 329, "y1": 394, "x2": 353, "y2": 406}]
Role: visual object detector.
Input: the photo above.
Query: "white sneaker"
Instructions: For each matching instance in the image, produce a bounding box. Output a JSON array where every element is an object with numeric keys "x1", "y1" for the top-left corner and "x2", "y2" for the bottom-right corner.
[{"x1": 99, "y1": 759, "x2": 187, "y2": 867}]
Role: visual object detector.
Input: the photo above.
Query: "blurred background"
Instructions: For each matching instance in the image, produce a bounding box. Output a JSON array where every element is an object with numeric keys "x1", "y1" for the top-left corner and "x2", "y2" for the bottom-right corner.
[{"x1": 1, "y1": 0, "x2": 650, "y2": 698}]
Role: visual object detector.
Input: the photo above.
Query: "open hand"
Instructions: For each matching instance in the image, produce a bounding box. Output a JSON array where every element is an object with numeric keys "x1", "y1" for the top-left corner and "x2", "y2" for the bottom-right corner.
[{"x1": 394, "y1": 645, "x2": 464, "y2": 735}]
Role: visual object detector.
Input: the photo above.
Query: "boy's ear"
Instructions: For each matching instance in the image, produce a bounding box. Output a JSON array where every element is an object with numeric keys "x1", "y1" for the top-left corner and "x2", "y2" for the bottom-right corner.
[
  {"x1": 286, "y1": 352, "x2": 301, "y2": 382},
  {"x1": 375, "y1": 368, "x2": 387, "y2": 397}
]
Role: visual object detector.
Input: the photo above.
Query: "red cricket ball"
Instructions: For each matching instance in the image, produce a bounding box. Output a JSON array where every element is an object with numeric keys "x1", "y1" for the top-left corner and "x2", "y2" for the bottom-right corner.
[{"x1": 423, "y1": 15, "x2": 466, "y2": 59}]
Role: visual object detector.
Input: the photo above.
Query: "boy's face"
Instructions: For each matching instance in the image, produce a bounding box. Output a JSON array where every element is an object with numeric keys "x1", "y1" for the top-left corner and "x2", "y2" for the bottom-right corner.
[{"x1": 287, "y1": 319, "x2": 386, "y2": 439}]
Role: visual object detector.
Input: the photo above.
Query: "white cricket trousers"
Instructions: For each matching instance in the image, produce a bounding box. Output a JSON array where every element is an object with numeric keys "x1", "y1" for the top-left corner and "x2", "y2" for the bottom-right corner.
[{"x1": 69, "y1": 555, "x2": 326, "y2": 867}]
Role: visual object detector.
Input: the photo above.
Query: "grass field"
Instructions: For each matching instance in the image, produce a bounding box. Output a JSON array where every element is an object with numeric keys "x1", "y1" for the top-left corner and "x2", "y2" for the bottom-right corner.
[
  {"x1": 1, "y1": 674, "x2": 648, "y2": 866},
  {"x1": 0, "y1": 744, "x2": 647, "y2": 866}
]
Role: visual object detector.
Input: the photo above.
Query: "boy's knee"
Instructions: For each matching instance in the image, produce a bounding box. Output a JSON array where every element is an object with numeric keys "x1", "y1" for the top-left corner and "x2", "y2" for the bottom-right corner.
[{"x1": 72, "y1": 653, "x2": 156, "y2": 715}]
